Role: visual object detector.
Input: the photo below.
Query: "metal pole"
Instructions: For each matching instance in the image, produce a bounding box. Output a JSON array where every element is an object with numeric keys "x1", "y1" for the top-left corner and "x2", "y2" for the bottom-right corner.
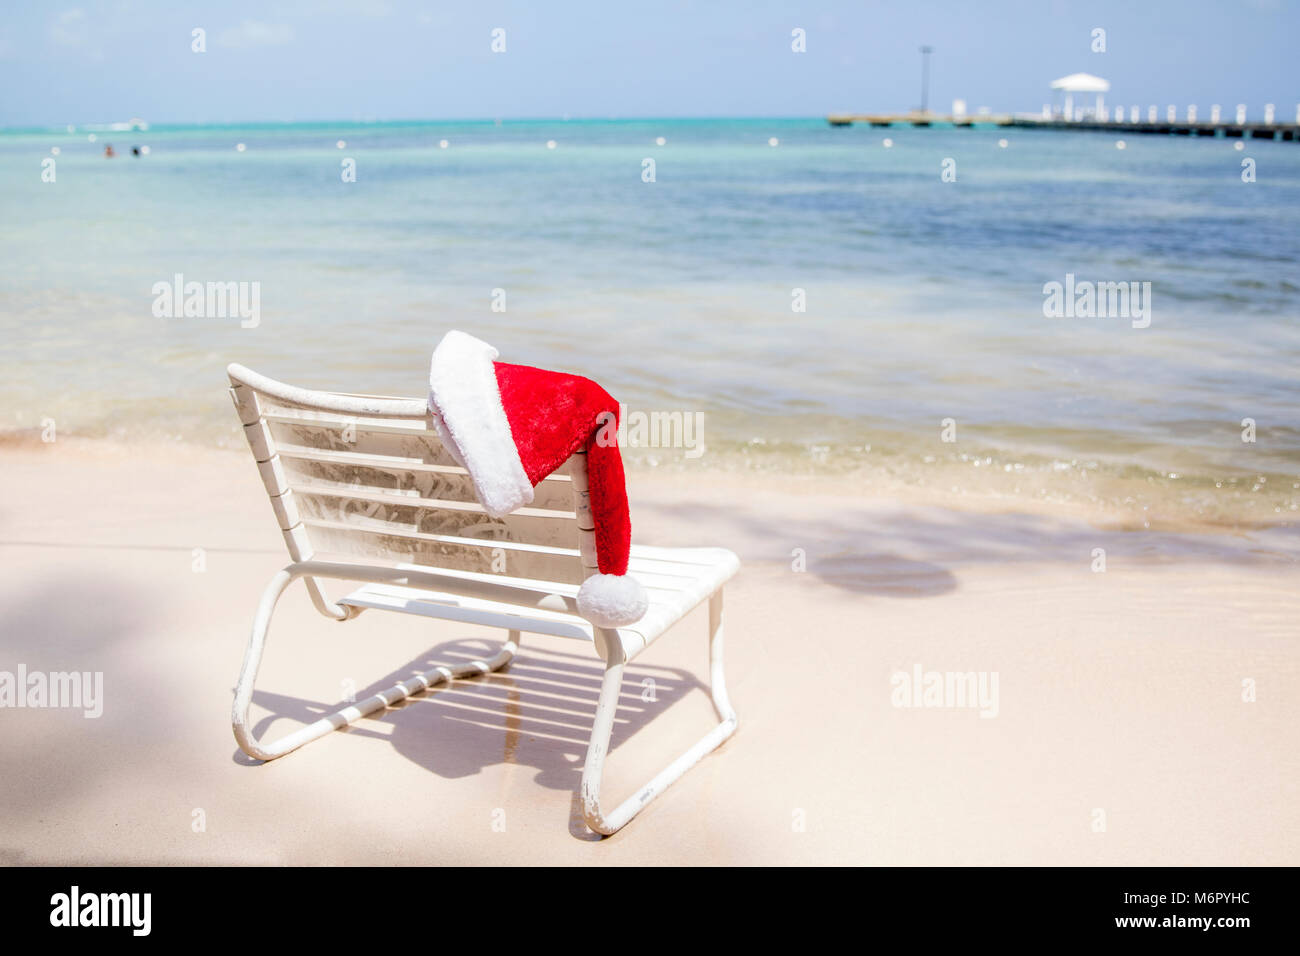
[{"x1": 919, "y1": 46, "x2": 933, "y2": 114}]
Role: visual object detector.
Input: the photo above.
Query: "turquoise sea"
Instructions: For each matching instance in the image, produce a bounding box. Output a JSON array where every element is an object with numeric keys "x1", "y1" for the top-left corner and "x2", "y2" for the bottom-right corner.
[{"x1": 3, "y1": 117, "x2": 1298, "y2": 527}]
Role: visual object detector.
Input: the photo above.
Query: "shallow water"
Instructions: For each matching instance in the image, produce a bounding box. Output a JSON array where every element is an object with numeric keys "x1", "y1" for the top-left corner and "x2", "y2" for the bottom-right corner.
[{"x1": 3, "y1": 118, "x2": 1298, "y2": 527}]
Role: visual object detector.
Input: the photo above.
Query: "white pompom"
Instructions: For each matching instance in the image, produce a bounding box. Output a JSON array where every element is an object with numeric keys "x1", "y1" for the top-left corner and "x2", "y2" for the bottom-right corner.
[{"x1": 576, "y1": 574, "x2": 649, "y2": 628}]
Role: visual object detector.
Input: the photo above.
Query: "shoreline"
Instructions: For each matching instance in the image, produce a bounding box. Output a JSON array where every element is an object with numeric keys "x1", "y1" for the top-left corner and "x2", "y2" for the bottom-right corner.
[{"x1": 5, "y1": 431, "x2": 1297, "y2": 539}]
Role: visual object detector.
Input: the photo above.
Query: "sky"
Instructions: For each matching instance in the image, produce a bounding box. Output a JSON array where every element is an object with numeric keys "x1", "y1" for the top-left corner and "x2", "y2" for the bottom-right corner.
[{"x1": 0, "y1": 0, "x2": 1297, "y2": 126}]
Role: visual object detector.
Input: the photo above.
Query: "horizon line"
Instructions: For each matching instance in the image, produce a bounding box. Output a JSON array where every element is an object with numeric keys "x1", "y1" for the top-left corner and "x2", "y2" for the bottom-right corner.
[{"x1": 0, "y1": 114, "x2": 859, "y2": 134}]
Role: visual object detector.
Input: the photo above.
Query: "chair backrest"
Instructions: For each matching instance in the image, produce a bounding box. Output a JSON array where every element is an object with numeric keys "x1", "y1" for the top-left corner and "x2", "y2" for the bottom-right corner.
[{"x1": 227, "y1": 364, "x2": 599, "y2": 587}]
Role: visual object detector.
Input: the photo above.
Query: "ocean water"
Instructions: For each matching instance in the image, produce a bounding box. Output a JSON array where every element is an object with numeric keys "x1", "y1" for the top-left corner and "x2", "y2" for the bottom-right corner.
[{"x1": 3, "y1": 117, "x2": 1298, "y2": 528}]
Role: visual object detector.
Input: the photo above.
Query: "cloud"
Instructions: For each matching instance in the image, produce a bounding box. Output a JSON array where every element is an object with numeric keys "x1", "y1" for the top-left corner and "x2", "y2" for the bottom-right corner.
[
  {"x1": 217, "y1": 20, "x2": 296, "y2": 49},
  {"x1": 51, "y1": 9, "x2": 89, "y2": 46},
  {"x1": 272, "y1": 0, "x2": 392, "y2": 16}
]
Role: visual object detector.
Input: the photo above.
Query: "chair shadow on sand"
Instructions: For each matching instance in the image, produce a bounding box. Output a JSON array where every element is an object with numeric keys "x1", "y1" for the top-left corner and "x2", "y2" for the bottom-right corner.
[{"x1": 236, "y1": 636, "x2": 704, "y2": 840}]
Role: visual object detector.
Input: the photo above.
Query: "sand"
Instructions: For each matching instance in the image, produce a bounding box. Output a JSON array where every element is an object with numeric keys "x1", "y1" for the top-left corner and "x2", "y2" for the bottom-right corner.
[{"x1": 0, "y1": 438, "x2": 1296, "y2": 865}]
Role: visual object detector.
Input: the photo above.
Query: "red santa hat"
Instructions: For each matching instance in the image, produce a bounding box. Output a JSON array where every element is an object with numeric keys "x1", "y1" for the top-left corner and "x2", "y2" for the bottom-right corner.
[{"x1": 427, "y1": 330, "x2": 648, "y2": 628}]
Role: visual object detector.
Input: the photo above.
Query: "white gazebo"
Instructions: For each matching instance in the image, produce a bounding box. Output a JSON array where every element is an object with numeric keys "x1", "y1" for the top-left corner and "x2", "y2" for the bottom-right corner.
[{"x1": 1051, "y1": 72, "x2": 1110, "y2": 120}]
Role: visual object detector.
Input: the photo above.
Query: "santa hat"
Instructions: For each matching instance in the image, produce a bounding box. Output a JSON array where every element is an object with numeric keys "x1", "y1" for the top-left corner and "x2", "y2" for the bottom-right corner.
[{"x1": 427, "y1": 330, "x2": 648, "y2": 628}]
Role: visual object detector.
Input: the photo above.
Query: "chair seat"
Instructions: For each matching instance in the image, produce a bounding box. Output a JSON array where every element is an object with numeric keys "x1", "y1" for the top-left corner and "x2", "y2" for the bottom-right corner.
[{"x1": 337, "y1": 545, "x2": 739, "y2": 657}]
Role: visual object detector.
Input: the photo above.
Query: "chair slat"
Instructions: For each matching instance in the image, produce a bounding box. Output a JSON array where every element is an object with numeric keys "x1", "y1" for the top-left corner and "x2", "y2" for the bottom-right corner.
[
  {"x1": 262, "y1": 409, "x2": 430, "y2": 436},
  {"x1": 266, "y1": 419, "x2": 464, "y2": 466},
  {"x1": 303, "y1": 519, "x2": 585, "y2": 583},
  {"x1": 278, "y1": 454, "x2": 574, "y2": 511},
  {"x1": 294, "y1": 488, "x2": 577, "y2": 547}
]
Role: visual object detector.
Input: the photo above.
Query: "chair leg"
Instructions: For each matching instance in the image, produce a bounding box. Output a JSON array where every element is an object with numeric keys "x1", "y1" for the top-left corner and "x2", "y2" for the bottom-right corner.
[
  {"x1": 579, "y1": 589, "x2": 738, "y2": 835},
  {"x1": 231, "y1": 567, "x2": 520, "y2": 762}
]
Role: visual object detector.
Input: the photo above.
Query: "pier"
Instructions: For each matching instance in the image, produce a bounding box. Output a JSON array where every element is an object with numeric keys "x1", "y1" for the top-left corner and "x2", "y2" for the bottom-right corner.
[
  {"x1": 1005, "y1": 117, "x2": 1298, "y2": 140},
  {"x1": 827, "y1": 112, "x2": 1300, "y2": 141},
  {"x1": 831, "y1": 74, "x2": 1298, "y2": 140},
  {"x1": 828, "y1": 112, "x2": 1010, "y2": 128}
]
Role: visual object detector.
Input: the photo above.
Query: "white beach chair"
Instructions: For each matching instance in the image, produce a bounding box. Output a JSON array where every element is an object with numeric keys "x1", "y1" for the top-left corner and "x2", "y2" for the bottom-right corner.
[{"x1": 226, "y1": 364, "x2": 739, "y2": 835}]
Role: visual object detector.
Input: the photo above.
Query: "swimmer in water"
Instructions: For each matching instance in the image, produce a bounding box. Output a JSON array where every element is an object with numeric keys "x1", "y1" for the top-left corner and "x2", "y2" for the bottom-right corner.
[{"x1": 104, "y1": 144, "x2": 115, "y2": 158}]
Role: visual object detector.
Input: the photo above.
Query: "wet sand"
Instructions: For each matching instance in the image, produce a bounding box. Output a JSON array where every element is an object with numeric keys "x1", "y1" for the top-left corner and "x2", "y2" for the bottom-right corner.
[{"x1": 0, "y1": 439, "x2": 1296, "y2": 864}]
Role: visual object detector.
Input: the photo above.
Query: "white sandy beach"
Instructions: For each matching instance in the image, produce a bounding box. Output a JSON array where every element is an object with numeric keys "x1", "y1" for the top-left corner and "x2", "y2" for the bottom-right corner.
[{"x1": 0, "y1": 437, "x2": 1296, "y2": 865}]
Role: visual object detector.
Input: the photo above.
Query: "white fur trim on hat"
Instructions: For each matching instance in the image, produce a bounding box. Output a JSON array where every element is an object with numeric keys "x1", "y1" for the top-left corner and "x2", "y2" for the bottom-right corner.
[
  {"x1": 576, "y1": 573, "x2": 649, "y2": 628},
  {"x1": 428, "y1": 330, "x2": 533, "y2": 518}
]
